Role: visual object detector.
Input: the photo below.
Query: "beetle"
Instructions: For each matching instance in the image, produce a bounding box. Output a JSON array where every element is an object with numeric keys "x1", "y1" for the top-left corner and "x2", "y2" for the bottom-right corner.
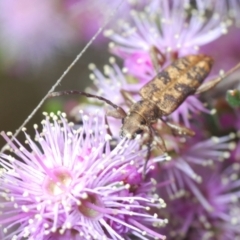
[{"x1": 49, "y1": 54, "x2": 240, "y2": 176}]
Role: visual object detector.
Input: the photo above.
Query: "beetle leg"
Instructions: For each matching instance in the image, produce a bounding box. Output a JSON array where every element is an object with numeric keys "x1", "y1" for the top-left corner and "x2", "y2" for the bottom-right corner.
[
  {"x1": 120, "y1": 89, "x2": 136, "y2": 106},
  {"x1": 140, "y1": 126, "x2": 153, "y2": 179},
  {"x1": 195, "y1": 75, "x2": 223, "y2": 94},
  {"x1": 150, "y1": 123, "x2": 168, "y2": 153},
  {"x1": 152, "y1": 129, "x2": 168, "y2": 153},
  {"x1": 196, "y1": 62, "x2": 240, "y2": 94},
  {"x1": 106, "y1": 106, "x2": 127, "y2": 119},
  {"x1": 140, "y1": 125, "x2": 167, "y2": 179},
  {"x1": 104, "y1": 115, "x2": 113, "y2": 136},
  {"x1": 134, "y1": 125, "x2": 154, "y2": 179},
  {"x1": 150, "y1": 46, "x2": 166, "y2": 73},
  {"x1": 161, "y1": 119, "x2": 195, "y2": 137}
]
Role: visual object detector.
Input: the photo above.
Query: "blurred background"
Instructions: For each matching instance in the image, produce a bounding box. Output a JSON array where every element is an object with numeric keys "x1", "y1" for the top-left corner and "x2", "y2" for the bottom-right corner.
[{"x1": 0, "y1": 0, "x2": 129, "y2": 148}]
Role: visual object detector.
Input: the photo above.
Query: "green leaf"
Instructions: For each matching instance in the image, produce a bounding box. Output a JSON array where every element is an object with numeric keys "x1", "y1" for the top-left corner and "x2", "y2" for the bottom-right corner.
[{"x1": 226, "y1": 89, "x2": 240, "y2": 108}]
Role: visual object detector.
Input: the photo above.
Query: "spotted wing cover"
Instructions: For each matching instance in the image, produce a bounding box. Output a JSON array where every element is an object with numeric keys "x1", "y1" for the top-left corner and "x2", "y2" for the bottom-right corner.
[{"x1": 140, "y1": 55, "x2": 213, "y2": 115}]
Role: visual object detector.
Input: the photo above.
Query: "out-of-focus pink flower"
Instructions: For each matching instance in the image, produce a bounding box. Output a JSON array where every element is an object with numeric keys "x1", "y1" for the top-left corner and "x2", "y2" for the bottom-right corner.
[
  {"x1": 219, "y1": 109, "x2": 240, "y2": 162},
  {"x1": 64, "y1": 0, "x2": 123, "y2": 45},
  {"x1": 64, "y1": 0, "x2": 153, "y2": 45},
  {"x1": 160, "y1": 163, "x2": 240, "y2": 239},
  {"x1": 123, "y1": 51, "x2": 153, "y2": 82},
  {"x1": 216, "y1": 0, "x2": 240, "y2": 24},
  {"x1": 106, "y1": 0, "x2": 231, "y2": 74},
  {"x1": 0, "y1": 0, "x2": 76, "y2": 68},
  {"x1": 88, "y1": 57, "x2": 142, "y2": 104},
  {"x1": 202, "y1": 27, "x2": 240, "y2": 75},
  {"x1": 161, "y1": 134, "x2": 236, "y2": 197}
]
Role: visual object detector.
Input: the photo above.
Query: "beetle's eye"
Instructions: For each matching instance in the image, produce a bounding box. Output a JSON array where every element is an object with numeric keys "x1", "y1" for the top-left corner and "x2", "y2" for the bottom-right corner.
[
  {"x1": 135, "y1": 129, "x2": 143, "y2": 135},
  {"x1": 140, "y1": 120, "x2": 146, "y2": 125},
  {"x1": 122, "y1": 118, "x2": 125, "y2": 124}
]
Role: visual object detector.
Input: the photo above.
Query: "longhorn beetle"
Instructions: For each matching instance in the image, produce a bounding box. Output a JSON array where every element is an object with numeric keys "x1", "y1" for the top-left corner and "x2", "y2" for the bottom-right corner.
[{"x1": 49, "y1": 54, "x2": 240, "y2": 177}]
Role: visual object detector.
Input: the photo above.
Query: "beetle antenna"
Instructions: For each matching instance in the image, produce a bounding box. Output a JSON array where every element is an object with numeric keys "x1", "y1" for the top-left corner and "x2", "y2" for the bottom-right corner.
[{"x1": 49, "y1": 90, "x2": 126, "y2": 114}]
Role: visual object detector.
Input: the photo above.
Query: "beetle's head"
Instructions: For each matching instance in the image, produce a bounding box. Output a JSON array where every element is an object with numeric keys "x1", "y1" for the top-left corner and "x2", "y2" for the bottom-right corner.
[{"x1": 120, "y1": 112, "x2": 146, "y2": 139}]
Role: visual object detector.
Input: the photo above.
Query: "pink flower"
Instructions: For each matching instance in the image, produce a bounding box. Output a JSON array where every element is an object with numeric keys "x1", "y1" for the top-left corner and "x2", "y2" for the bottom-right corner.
[
  {"x1": 106, "y1": 0, "x2": 230, "y2": 73},
  {"x1": 64, "y1": 0, "x2": 150, "y2": 45},
  {"x1": 201, "y1": 26, "x2": 240, "y2": 75},
  {"x1": 0, "y1": 112, "x2": 167, "y2": 240},
  {"x1": 161, "y1": 134, "x2": 236, "y2": 197},
  {"x1": 160, "y1": 163, "x2": 240, "y2": 239}
]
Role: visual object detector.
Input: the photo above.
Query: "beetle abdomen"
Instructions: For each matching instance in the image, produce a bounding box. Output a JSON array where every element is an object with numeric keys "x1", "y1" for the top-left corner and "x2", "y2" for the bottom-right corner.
[{"x1": 140, "y1": 55, "x2": 213, "y2": 115}]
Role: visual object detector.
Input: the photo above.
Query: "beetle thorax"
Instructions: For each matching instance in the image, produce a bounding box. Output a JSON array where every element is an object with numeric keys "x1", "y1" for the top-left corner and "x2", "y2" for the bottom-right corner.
[{"x1": 120, "y1": 100, "x2": 160, "y2": 139}]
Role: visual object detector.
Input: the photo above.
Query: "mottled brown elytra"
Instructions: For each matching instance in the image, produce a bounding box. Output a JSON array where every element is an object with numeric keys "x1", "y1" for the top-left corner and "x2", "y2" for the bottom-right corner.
[{"x1": 49, "y1": 54, "x2": 240, "y2": 177}]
